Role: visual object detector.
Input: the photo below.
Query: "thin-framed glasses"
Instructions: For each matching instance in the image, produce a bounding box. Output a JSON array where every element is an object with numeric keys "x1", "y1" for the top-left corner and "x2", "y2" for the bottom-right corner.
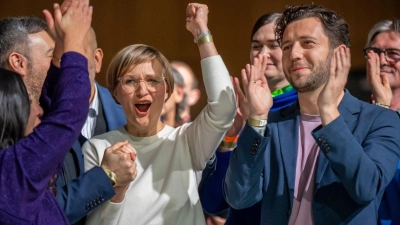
[
  {"x1": 363, "y1": 47, "x2": 400, "y2": 63},
  {"x1": 118, "y1": 75, "x2": 165, "y2": 93}
]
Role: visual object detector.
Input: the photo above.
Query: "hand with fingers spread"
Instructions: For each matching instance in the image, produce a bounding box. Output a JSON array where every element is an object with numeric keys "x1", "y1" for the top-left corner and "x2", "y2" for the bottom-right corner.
[
  {"x1": 233, "y1": 76, "x2": 250, "y2": 121},
  {"x1": 242, "y1": 54, "x2": 272, "y2": 120},
  {"x1": 43, "y1": 0, "x2": 92, "y2": 57},
  {"x1": 318, "y1": 46, "x2": 351, "y2": 125},
  {"x1": 186, "y1": 3, "x2": 209, "y2": 38},
  {"x1": 366, "y1": 50, "x2": 392, "y2": 107},
  {"x1": 100, "y1": 141, "x2": 138, "y2": 187}
]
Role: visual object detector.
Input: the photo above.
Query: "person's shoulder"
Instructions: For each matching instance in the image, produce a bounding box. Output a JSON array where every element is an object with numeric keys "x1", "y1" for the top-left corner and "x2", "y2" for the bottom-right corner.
[{"x1": 357, "y1": 101, "x2": 400, "y2": 126}]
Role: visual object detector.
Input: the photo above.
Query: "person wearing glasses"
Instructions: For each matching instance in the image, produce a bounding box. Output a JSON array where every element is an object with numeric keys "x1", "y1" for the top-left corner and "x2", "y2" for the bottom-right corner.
[
  {"x1": 82, "y1": 3, "x2": 236, "y2": 225},
  {"x1": 364, "y1": 19, "x2": 400, "y2": 225}
]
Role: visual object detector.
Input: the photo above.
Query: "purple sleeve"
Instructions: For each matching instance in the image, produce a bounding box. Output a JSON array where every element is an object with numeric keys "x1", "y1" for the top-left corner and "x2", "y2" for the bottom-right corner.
[
  {"x1": 39, "y1": 61, "x2": 60, "y2": 113},
  {"x1": 0, "y1": 52, "x2": 90, "y2": 217}
]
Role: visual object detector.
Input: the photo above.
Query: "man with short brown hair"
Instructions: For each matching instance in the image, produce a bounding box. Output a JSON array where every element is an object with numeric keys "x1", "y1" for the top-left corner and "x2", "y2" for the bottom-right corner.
[{"x1": 224, "y1": 5, "x2": 400, "y2": 225}]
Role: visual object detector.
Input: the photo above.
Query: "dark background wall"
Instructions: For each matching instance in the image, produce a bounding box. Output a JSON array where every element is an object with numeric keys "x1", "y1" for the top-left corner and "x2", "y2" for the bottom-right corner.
[{"x1": 1, "y1": 0, "x2": 399, "y2": 117}]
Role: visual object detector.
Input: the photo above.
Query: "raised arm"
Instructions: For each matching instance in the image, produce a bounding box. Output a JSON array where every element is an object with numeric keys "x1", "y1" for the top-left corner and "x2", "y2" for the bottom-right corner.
[
  {"x1": 366, "y1": 49, "x2": 392, "y2": 108},
  {"x1": 186, "y1": 3, "x2": 217, "y2": 59},
  {"x1": 0, "y1": 0, "x2": 92, "y2": 217},
  {"x1": 184, "y1": 3, "x2": 236, "y2": 171},
  {"x1": 224, "y1": 54, "x2": 272, "y2": 209}
]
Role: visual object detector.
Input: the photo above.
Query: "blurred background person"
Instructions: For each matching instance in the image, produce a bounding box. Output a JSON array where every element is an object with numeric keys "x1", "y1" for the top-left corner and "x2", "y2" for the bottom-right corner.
[
  {"x1": 161, "y1": 67, "x2": 185, "y2": 127},
  {"x1": 171, "y1": 60, "x2": 201, "y2": 125},
  {"x1": 364, "y1": 19, "x2": 400, "y2": 225}
]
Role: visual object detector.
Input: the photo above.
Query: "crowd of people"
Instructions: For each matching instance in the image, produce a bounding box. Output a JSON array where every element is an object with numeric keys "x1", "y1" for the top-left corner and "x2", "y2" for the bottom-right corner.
[{"x1": 0, "y1": 0, "x2": 399, "y2": 225}]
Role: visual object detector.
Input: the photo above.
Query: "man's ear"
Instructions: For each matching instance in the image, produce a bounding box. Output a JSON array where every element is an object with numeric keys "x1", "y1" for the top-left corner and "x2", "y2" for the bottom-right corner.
[
  {"x1": 333, "y1": 44, "x2": 347, "y2": 54},
  {"x1": 94, "y1": 48, "x2": 104, "y2": 73},
  {"x1": 8, "y1": 52, "x2": 29, "y2": 77},
  {"x1": 188, "y1": 88, "x2": 200, "y2": 106},
  {"x1": 174, "y1": 85, "x2": 184, "y2": 104}
]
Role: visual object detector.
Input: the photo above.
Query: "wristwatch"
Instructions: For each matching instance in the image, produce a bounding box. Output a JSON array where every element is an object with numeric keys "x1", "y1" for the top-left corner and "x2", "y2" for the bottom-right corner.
[
  {"x1": 247, "y1": 117, "x2": 268, "y2": 127},
  {"x1": 103, "y1": 168, "x2": 117, "y2": 187}
]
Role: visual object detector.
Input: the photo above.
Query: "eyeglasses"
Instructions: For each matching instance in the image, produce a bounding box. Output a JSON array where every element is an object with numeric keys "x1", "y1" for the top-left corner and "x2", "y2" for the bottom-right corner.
[
  {"x1": 118, "y1": 75, "x2": 165, "y2": 93},
  {"x1": 363, "y1": 47, "x2": 400, "y2": 63}
]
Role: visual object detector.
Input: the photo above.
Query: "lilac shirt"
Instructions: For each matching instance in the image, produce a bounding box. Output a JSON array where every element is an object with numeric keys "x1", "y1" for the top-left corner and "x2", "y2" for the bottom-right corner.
[
  {"x1": 289, "y1": 112, "x2": 321, "y2": 225},
  {"x1": 0, "y1": 52, "x2": 90, "y2": 224}
]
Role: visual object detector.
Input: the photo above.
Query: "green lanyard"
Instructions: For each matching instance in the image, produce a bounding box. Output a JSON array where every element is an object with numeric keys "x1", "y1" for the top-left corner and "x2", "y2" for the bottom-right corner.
[{"x1": 271, "y1": 85, "x2": 293, "y2": 97}]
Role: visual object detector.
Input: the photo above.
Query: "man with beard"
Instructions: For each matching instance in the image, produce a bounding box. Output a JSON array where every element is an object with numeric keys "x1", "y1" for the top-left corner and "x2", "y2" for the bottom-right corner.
[
  {"x1": 0, "y1": 16, "x2": 136, "y2": 225},
  {"x1": 364, "y1": 19, "x2": 400, "y2": 225},
  {"x1": 224, "y1": 5, "x2": 400, "y2": 225}
]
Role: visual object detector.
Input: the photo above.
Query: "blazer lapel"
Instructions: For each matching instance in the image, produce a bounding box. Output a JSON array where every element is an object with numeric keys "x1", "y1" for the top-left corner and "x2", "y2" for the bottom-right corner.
[
  {"x1": 277, "y1": 103, "x2": 300, "y2": 207},
  {"x1": 96, "y1": 82, "x2": 127, "y2": 131}
]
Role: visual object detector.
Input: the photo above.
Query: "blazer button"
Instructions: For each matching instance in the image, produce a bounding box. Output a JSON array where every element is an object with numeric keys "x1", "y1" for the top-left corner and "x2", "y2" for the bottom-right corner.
[
  {"x1": 318, "y1": 136, "x2": 324, "y2": 142},
  {"x1": 250, "y1": 149, "x2": 257, "y2": 155},
  {"x1": 256, "y1": 139, "x2": 260, "y2": 144},
  {"x1": 325, "y1": 147, "x2": 331, "y2": 153},
  {"x1": 287, "y1": 209, "x2": 291, "y2": 217}
]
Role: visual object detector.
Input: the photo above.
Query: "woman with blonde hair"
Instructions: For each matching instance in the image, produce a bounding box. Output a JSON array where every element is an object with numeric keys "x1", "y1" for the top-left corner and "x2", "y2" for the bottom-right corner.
[{"x1": 83, "y1": 3, "x2": 236, "y2": 225}]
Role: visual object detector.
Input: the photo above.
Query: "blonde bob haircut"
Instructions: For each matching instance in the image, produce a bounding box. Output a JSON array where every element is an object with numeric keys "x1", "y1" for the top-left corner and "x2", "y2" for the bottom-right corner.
[{"x1": 106, "y1": 44, "x2": 174, "y2": 103}]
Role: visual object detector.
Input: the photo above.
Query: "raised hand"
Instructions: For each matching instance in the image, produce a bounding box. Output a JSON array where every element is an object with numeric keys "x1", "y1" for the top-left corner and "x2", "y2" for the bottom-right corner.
[
  {"x1": 43, "y1": 0, "x2": 92, "y2": 56},
  {"x1": 366, "y1": 50, "x2": 392, "y2": 106},
  {"x1": 43, "y1": 0, "x2": 72, "y2": 43},
  {"x1": 317, "y1": 46, "x2": 351, "y2": 125},
  {"x1": 100, "y1": 141, "x2": 138, "y2": 187},
  {"x1": 242, "y1": 54, "x2": 272, "y2": 120},
  {"x1": 233, "y1": 76, "x2": 250, "y2": 121},
  {"x1": 186, "y1": 3, "x2": 209, "y2": 38}
]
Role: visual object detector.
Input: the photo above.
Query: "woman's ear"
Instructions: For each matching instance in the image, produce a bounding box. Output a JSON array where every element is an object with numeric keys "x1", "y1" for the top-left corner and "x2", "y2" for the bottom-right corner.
[
  {"x1": 164, "y1": 86, "x2": 170, "y2": 102},
  {"x1": 113, "y1": 89, "x2": 120, "y2": 103}
]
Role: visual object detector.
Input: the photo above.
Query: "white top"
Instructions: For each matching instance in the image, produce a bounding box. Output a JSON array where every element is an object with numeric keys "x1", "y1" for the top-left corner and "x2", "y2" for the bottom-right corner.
[
  {"x1": 82, "y1": 55, "x2": 235, "y2": 225},
  {"x1": 81, "y1": 84, "x2": 99, "y2": 139}
]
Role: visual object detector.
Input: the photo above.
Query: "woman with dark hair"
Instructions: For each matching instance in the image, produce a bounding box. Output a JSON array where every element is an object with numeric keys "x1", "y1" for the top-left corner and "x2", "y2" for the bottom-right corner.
[
  {"x1": 0, "y1": 69, "x2": 30, "y2": 149},
  {"x1": 0, "y1": 0, "x2": 93, "y2": 224},
  {"x1": 200, "y1": 12, "x2": 298, "y2": 225}
]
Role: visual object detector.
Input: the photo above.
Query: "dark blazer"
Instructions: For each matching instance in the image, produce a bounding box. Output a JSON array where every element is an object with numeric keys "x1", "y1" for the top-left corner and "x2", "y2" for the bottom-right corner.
[
  {"x1": 55, "y1": 83, "x2": 126, "y2": 224},
  {"x1": 224, "y1": 91, "x2": 400, "y2": 225}
]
